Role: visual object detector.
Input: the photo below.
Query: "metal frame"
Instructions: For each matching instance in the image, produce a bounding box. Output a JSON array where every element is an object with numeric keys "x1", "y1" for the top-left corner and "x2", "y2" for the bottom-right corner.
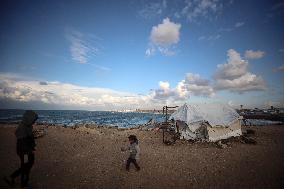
[{"x1": 161, "y1": 106, "x2": 178, "y2": 144}]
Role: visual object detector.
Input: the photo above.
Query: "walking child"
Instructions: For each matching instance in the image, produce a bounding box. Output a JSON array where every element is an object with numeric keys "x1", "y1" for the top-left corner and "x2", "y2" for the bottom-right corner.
[{"x1": 121, "y1": 135, "x2": 140, "y2": 171}]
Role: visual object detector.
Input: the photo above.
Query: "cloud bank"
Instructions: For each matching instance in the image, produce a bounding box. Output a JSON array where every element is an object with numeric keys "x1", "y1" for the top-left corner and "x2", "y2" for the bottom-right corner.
[{"x1": 0, "y1": 74, "x2": 155, "y2": 110}]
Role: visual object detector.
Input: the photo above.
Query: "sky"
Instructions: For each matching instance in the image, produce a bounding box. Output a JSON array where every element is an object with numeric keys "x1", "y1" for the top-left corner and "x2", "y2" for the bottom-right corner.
[{"x1": 0, "y1": 0, "x2": 284, "y2": 111}]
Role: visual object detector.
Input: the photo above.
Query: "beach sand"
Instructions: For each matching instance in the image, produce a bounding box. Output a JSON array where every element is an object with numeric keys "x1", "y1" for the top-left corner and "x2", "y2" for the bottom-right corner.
[{"x1": 0, "y1": 124, "x2": 284, "y2": 189}]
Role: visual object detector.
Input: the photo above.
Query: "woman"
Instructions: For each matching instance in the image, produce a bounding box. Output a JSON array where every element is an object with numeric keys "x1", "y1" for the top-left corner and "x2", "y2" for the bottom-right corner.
[{"x1": 4, "y1": 110, "x2": 38, "y2": 188}]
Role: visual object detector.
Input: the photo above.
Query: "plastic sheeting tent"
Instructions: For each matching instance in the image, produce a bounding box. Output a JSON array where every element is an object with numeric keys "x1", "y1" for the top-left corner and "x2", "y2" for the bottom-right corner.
[{"x1": 169, "y1": 103, "x2": 242, "y2": 142}]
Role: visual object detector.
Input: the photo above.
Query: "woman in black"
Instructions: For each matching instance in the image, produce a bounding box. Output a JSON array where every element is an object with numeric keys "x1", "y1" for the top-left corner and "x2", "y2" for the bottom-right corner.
[{"x1": 4, "y1": 110, "x2": 38, "y2": 188}]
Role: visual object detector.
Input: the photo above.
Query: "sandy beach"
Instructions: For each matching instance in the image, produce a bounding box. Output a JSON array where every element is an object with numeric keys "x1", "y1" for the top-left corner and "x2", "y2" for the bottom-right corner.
[{"x1": 0, "y1": 124, "x2": 284, "y2": 189}]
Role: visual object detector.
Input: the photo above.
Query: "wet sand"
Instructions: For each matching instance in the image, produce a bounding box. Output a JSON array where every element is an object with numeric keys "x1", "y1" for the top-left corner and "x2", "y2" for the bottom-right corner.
[{"x1": 0, "y1": 124, "x2": 284, "y2": 189}]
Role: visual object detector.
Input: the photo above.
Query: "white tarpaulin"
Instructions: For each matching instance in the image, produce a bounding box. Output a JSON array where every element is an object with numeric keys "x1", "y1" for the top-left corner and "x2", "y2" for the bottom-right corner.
[
  {"x1": 170, "y1": 103, "x2": 242, "y2": 141},
  {"x1": 170, "y1": 103, "x2": 240, "y2": 127}
]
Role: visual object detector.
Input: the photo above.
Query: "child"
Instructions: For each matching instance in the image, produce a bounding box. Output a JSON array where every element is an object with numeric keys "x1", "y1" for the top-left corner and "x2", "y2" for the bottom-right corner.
[
  {"x1": 121, "y1": 135, "x2": 140, "y2": 171},
  {"x1": 4, "y1": 110, "x2": 38, "y2": 188}
]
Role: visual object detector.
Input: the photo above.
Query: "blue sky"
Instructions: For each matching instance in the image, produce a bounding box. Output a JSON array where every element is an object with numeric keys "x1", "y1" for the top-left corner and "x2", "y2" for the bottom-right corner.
[{"x1": 0, "y1": 0, "x2": 284, "y2": 110}]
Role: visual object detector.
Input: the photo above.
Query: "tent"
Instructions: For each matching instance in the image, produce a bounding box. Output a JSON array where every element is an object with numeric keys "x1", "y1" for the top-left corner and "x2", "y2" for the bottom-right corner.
[{"x1": 169, "y1": 103, "x2": 242, "y2": 142}]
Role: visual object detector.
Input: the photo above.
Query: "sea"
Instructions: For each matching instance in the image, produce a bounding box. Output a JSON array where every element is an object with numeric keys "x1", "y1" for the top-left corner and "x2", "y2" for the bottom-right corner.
[
  {"x1": 1, "y1": 109, "x2": 282, "y2": 127},
  {"x1": 0, "y1": 109, "x2": 165, "y2": 127}
]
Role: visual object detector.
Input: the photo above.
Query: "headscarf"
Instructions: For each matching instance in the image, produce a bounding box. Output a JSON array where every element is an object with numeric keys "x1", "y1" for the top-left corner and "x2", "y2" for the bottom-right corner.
[
  {"x1": 15, "y1": 110, "x2": 38, "y2": 139},
  {"x1": 128, "y1": 135, "x2": 138, "y2": 144}
]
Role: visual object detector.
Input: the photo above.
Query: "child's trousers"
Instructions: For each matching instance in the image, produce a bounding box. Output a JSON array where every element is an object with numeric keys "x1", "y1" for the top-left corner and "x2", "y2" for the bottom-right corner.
[{"x1": 126, "y1": 157, "x2": 140, "y2": 170}]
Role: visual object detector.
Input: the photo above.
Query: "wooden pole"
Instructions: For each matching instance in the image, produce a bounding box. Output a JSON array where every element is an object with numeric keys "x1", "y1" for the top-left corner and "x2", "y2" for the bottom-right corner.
[{"x1": 163, "y1": 128, "x2": 165, "y2": 143}]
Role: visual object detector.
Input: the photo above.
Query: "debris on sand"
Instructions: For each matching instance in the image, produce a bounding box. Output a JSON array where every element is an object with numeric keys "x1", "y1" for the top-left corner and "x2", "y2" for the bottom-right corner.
[
  {"x1": 216, "y1": 141, "x2": 228, "y2": 149},
  {"x1": 241, "y1": 136, "x2": 257, "y2": 144}
]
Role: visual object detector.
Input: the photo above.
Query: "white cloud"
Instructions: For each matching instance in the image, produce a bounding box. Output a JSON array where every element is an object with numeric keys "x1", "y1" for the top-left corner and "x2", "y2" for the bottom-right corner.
[
  {"x1": 151, "y1": 80, "x2": 178, "y2": 101},
  {"x1": 159, "y1": 81, "x2": 170, "y2": 90},
  {"x1": 198, "y1": 34, "x2": 221, "y2": 41},
  {"x1": 207, "y1": 34, "x2": 221, "y2": 40},
  {"x1": 214, "y1": 49, "x2": 248, "y2": 80},
  {"x1": 145, "y1": 46, "x2": 156, "y2": 57},
  {"x1": 151, "y1": 84, "x2": 187, "y2": 106},
  {"x1": 151, "y1": 73, "x2": 214, "y2": 103},
  {"x1": 279, "y1": 49, "x2": 284, "y2": 53},
  {"x1": 66, "y1": 30, "x2": 99, "y2": 64},
  {"x1": 147, "y1": 18, "x2": 181, "y2": 56},
  {"x1": 183, "y1": 73, "x2": 215, "y2": 97},
  {"x1": 181, "y1": 0, "x2": 223, "y2": 22},
  {"x1": 214, "y1": 73, "x2": 266, "y2": 92},
  {"x1": 138, "y1": 0, "x2": 167, "y2": 19},
  {"x1": 157, "y1": 46, "x2": 176, "y2": 56},
  {"x1": 273, "y1": 64, "x2": 284, "y2": 72},
  {"x1": 176, "y1": 80, "x2": 187, "y2": 98},
  {"x1": 218, "y1": 27, "x2": 233, "y2": 32},
  {"x1": 234, "y1": 22, "x2": 244, "y2": 28},
  {"x1": 174, "y1": 12, "x2": 181, "y2": 18},
  {"x1": 218, "y1": 22, "x2": 245, "y2": 33},
  {"x1": 244, "y1": 50, "x2": 265, "y2": 59},
  {"x1": 214, "y1": 49, "x2": 266, "y2": 92},
  {"x1": 150, "y1": 17, "x2": 181, "y2": 46},
  {"x1": 185, "y1": 73, "x2": 210, "y2": 86}
]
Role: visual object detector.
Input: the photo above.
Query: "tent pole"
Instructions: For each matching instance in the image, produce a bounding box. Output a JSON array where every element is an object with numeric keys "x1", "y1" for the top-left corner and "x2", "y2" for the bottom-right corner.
[{"x1": 163, "y1": 128, "x2": 165, "y2": 143}]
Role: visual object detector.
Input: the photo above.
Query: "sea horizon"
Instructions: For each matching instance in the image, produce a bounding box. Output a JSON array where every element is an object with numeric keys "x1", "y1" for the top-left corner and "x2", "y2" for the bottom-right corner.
[{"x1": 0, "y1": 109, "x2": 165, "y2": 127}]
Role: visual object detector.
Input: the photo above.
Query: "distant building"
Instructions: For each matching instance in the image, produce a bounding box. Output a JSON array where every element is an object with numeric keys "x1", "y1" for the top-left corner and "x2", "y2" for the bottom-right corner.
[{"x1": 278, "y1": 108, "x2": 284, "y2": 114}]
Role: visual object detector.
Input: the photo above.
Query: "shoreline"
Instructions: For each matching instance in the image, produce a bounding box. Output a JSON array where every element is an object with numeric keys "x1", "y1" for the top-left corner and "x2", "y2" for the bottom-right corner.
[
  {"x1": 0, "y1": 122, "x2": 145, "y2": 129},
  {"x1": 0, "y1": 120, "x2": 283, "y2": 129}
]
